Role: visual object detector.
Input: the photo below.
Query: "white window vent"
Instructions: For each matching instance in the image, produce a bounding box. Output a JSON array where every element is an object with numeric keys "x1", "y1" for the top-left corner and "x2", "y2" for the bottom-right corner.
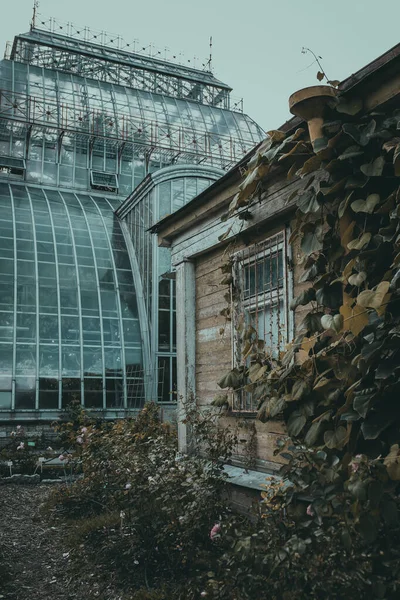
[
  {"x1": 90, "y1": 171, "x2": 118, "y2": 192},
  {"x1": 0, "y1": 156, "x2": 25, "y2": 177}
]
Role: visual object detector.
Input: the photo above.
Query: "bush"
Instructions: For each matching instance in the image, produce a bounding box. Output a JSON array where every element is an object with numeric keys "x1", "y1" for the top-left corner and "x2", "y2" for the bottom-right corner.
[
  {"x1": 50, "y1": 403, "x2": 237, "y2": 596},
  {"x1": 50, "y1": 403, "x2": 400, "y2": 599}
]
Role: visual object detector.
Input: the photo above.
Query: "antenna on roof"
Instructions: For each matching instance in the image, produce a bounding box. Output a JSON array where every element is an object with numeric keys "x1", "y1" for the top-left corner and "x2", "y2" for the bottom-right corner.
[
  {"x1": 31, "y1": 0, "x2": 39, "y2": 31},
  {"x1": 206, "y1": 36, "x2": 213, "y2": 72}
]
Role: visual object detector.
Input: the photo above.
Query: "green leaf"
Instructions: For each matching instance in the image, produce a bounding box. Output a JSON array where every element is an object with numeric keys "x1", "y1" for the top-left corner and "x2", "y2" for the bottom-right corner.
[
  {"x1": 360, "y1": 156, "x2": 385, "y2": 177},
  {"x1": 290, "y1": 288, "x2": 316, "y2": 310},
  {"x1": 394, "y1": 142, "x2": 400, "y2": 176},
  {"x1": 338, "y1": 191, "x2": 354, "y2": 218},
  {"x1": 268, "y1": 396, "x2": 287, "y2": 418},
  {"x1": 287, "y1": 411, "x2": 307, "y2": 437},
  {"x1": 381, "y1": 499, "x2": 399, "y2": 526},
  {"x1": 338, "y1": 145, "x2": 364, "y2": 161},
  {"x1": 361, "y1": 410, "x2": 393, "y2": 440},
  {"x1": 248, "y1": 363, "x2": 268, "y2": 383},
  {"x1": 291, "y1": 379, "x2": 310, "y2": 402},
  {"x1": 299, "y1": 312, "x2": 324, "y2": 334},
  {"x1": 347, "y1": 232, "x2": 371, "y2": 251},
  {"x1": 324, "y1": 426, "x2": 347, "y2": 449},
  {"x1": 297, "y1": 190, "x2": 320, "y2": 213},
  {"x1": 301, "y1": 225, "x2": 324, "y2": 255},
  {"x1": 358, "y1": 513, "x2": 379, "y2": 544},
  {"x1": 304, "y1": 421, "x2": 324, "y2": 446},
  {"x1": 353, "y1": 389, "x2": 376, "y2": 418},
  {"x1": 343, "y1": 120, "x2": 376, "y2": 146},
  {"x1": 348, "y1": 478, "x2": 368, "y2": 502},
  {"x1": 368, "y1": 480, "x2": 383, "y2": 508},
  {"x1": 320, "y1": 313, "x2": 343, "y2": 333},
  {"x1": 336, "y1": 97, "x2": 362, "y2": 115},
  {"x1": 351, "y1": 193, "x2": 380, "y2": 214}
]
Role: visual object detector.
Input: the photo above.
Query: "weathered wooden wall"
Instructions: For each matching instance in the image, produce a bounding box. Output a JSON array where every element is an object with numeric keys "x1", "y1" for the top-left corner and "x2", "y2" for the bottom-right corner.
[{"x1": 194, "y1": 208, "x2": 306, "y2": 471}]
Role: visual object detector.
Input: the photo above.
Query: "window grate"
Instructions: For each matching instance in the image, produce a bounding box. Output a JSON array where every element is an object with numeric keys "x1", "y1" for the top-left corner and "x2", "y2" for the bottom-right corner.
[
  {"x1": 232, "y1": 230, "x2": 289, "y2": 412},
  {"x1": 90, "y1": 170, "x2": 118, "y2": 192}
]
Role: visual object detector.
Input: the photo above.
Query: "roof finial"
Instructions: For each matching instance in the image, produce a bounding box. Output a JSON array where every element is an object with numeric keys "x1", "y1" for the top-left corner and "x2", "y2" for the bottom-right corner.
[
  {"x1": 31, "y1": 0, "x2": 39, "y2": 31},
  {"x1": 207, "y1": 36, "x2": 213, "y2": 72}
]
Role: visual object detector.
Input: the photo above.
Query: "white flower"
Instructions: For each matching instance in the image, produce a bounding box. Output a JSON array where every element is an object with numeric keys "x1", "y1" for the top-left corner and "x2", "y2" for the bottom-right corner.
[
  {"x1": 17, "y1": 442, "x2": 25, "y2": 450},
  {"x1": 76, "y1": 436, "x2": 84, "y2": 444},
  {"x1": 125, "y1": 483, "x2": 132, "y2": 490}
]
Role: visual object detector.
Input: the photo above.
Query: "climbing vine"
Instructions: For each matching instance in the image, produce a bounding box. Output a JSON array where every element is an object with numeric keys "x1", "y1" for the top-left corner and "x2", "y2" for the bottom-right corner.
[{"x1": 216, "y1": 97, "x2": 400, "y2": 548}]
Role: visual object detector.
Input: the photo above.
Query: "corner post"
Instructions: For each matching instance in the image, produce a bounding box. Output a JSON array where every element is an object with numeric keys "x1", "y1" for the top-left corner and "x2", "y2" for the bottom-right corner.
[{"x1": 175, "y1": 259, "x2": 196, "y2": 453}]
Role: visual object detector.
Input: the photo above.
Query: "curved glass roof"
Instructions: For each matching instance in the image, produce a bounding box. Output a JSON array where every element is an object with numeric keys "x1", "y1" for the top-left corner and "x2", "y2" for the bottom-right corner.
[
  {"x1": 0, "y1": 60, "x2": 264, "y2": 159},
  {"x1": 0, "y1": 182, "x2": 143, "y2": 413}
]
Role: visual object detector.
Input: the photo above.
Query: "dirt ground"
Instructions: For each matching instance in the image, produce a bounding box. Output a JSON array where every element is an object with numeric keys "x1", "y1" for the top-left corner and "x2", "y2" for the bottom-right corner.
[{"x1": 0, "y1": 484, "x2": 128, "y2": 600}]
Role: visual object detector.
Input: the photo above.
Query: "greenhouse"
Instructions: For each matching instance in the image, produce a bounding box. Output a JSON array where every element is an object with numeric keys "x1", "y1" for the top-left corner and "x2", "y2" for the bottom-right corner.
[{"x1": 0, "y1": 17, "x2": 264, "y2": 419}]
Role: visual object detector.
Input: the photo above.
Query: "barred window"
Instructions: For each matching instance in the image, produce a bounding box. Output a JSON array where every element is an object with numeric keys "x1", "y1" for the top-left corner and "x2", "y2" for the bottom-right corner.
[{"x1": 232, "y1": 230, "x2": 290, "y2": 412}]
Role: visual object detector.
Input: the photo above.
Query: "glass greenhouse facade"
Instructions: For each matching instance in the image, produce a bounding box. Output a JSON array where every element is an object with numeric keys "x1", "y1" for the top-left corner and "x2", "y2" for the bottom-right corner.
[{"x1": 0, "y1": 20, "x2": 264, "y2": 419}]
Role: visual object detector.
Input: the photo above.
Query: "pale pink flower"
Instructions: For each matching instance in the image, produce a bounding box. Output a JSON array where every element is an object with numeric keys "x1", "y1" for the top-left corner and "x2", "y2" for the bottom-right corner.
[
  {"x1": 306, "y1": 504, "x2": 314, "y2": 517},
  {"x1": 59, "y1": 454, "x2": 66, "y2": 461},
  {"x1": 81, "y1": 427, "x2": 88, "y2": 434},
  {"x1": 76, "y1": 436, "x2": 84, "y2": 444},
  {"x1": 210, "y1": 523, "x2": 221, "y2": 541}
]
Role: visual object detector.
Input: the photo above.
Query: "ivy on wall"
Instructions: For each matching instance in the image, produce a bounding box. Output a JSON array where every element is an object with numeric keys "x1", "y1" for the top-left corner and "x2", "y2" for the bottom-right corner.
[{"x1": 216, "y1": 99, "x2": 400, "y2": 542}]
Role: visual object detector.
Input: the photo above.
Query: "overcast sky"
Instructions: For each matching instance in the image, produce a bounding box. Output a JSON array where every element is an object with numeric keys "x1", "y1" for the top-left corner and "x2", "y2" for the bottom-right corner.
[{"x1": 0, "y1": 0, "x2": 399, "y2": 131}]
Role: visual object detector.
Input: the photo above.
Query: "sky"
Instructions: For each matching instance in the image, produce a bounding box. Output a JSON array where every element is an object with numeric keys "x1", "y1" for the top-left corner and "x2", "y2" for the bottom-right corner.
[{"x1": 0, "y1": 0, "x2": 399, "y2": 131}]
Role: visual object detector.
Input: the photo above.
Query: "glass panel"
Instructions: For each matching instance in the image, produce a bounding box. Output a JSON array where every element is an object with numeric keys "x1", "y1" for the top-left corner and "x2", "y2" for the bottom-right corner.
[
  {"x1": 39, "y1": 315, "x2": 59, "y2": 343},
  {"x1": 158, "y1": 310, "x2": 170, "y2": 351},
  {"x1": 83, "y1": 347, "x2": 103, "y2": 376},
  {"x1": 62, "y1": 378, "x2": 81, "y2": 408},
  {"x1": 158, "y1": 357, "x2": 170, "y2": 403},
  {"x1": 84, "y1": 378, "x2": 103, "y2": 409},
  {"x1": 106, "y1": 378, "x2": 123, "y2": 408},
  {"x1": 39, "y1": 378, "x2": 59, "y2": 409},
  {"x1": 0, "y1": 344, "x2": 12, "y2": 374},
  {"x1": 39, "y1": 346, "x2": 59, "y2": 377},
  {"x1": 15, "y1": 377, "x2": 36, "y2": 409},
  {"x1": 16, "y1": 344, "x2": 36, "y2": 374},
  {"x1": 17, "y1": 313, "x2": 36, "y2": 343},
  {"x1": 0, "y1": 391, "x2": 12, "y2": 409},
  {"x1": 62, "y1": 346, "x2": 81, "y2": 377},
  {"x1": 0, "y1": 312, "x2": 13, "y2": 341}
]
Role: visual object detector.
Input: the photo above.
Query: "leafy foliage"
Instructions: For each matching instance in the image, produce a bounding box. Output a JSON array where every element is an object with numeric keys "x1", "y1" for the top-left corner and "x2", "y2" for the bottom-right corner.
[{"x1": 216, "y1": 101, "x2": 400, "y2": 595}]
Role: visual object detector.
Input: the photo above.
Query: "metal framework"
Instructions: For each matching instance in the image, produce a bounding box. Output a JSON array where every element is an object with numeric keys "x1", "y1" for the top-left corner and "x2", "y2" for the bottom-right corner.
[
  {"x1": 0, "y1": 88, "x2": 251, "y2": 169},
  {"x1": 0, "y1": 15, "x2": 264, "y2": 418},
  {"x1": 10, "y1": 22, "x2": 235, "y2": 110}
]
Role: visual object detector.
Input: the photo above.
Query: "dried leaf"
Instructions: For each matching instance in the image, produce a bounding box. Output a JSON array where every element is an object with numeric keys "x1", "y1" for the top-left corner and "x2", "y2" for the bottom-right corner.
[
  {"x1": 384, "y1": 444, "x2": 400, "y2": 480},
  {"x1": 347, "y1": 232, "x2": 371, "y2": 251},
  {"x1": 340, "y1": 293, "x2": 369, "y2": 336},
  {"x1": 357, "y1": 281, "x2": 390, "y2": 309}
]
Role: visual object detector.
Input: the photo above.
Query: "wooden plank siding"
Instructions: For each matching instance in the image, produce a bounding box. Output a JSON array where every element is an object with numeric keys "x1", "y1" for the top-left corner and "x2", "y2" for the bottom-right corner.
[{"x1": 193, "y1": 205, "x2": 307, "y2": 469}]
